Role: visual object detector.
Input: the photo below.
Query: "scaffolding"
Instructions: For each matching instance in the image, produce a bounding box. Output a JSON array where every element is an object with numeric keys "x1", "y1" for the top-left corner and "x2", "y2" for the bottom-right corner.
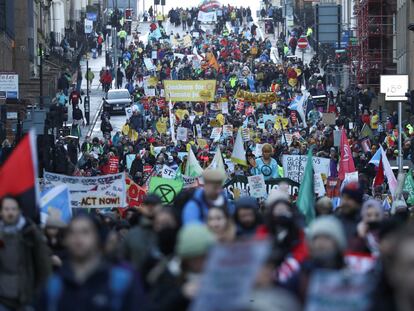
[{"x1": 354, "y1": 0, "x2": 396, "y2": 89}]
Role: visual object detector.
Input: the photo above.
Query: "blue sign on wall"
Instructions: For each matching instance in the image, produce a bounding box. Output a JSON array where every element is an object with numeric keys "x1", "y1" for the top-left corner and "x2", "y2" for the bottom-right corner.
[{"x1": 86, "y1": 12, "x2": 98, "y2": 21}]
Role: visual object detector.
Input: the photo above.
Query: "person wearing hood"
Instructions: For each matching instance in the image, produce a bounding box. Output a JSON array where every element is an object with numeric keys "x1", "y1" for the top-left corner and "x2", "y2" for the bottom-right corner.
[
  {"x1": 121, "y1": 194, "x2": 162, "y2": 276},
  {"x1": 145, "y1": 224, "x2": 215, "y2": 311},
  {"x1": 234, "y1": 197, "x2": 261, "y2": 237},
  {"x1": 284, "y1": 216, "x2": 347, "y2": 303}
]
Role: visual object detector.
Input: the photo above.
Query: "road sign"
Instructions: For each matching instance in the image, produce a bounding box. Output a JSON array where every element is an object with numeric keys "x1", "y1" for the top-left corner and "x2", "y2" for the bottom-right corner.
[
  {"x1": 380, "y1": 75, "x2": 408, "y2": 101},
  {"x1": 297, "y1": 36, "x2": 309, "y2": 50}
]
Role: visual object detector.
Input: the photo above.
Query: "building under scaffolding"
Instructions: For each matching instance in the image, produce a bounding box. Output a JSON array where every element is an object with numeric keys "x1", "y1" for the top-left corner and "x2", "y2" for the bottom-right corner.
[{"x1": 354, "y1": 0, "x2": 396, "y2": 89}]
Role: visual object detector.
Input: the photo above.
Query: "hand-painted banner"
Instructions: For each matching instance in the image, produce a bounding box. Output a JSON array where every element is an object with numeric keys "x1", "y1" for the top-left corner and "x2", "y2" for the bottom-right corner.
[
  {"x1": 164, "y1": 80, "x2": 216, "y2": 102},
  {"x1": 43, "y1": 171, "x2": 126, "y2": 208},
  {"x1": 224, "y1": 176, "x2": 299, "y2": 200},
  {"x1": 235, "y1": 89, "x2": 278, "y2": 103},
  {"x1": 282, "y1": 155, "x2": 330, "y2": 183}
]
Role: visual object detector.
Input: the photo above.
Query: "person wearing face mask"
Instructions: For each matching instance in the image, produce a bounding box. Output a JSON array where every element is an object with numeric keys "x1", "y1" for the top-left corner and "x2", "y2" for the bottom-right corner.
[
  {"x1": 284, "y1": 216, "x2": 347, "y2": 303},
  {"x1": 357, "y1": 199, "x2": 384, "y2": 256},
  {"x1": 145, "y1": 224, "x2": 215, "y2": 311},
  {"x1": 121, "y1": 195, "x2": 163, "y2": 275},
  {"x1": 262, "y1": 190, "x2": 309, "y2": 284}
]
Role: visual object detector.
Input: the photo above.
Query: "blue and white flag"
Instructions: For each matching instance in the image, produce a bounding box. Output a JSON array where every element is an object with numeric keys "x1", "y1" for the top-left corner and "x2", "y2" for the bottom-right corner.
[
  {"x1": 289, "y1": 92, "x2": 309, "y2": 127},
  {"x1": 369, "y1": 148, "x2": 381, "y2": 167},
  {"x1": 40, "y1": 184, "x2": 72, "y2": 225}
]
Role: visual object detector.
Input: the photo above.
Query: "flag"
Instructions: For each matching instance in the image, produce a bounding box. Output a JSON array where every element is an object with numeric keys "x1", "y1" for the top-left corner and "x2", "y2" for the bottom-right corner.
[
  {"x1": 338, "y1": 129, "x2": 356, "y2": 180},
  {"x1": 403, "y1": 170, "x2": 414, "y2": 205},
  {"x1": 296, "y1": 147, "x2": 315, "y2": 225},
  {"x1": 231, "y1": 129, "x2": 248, "y2": 166},
  {"x1": 382, "y1": 198, "x2": 391, "y2": 211},
  {"x1": 380, "y1": 146, "x2": 398, "y2": 196},
  {"x1": 185, "y1": 148, "x2": 204, "y2": 177},
  {"x1": 206, "y1": 51, "x2": 219, "y2": 71},
  {"x1": 149, "y1": 176, "x2": 183, "y2": 205},
  {"x1": 289, "y1": 92, "x2": 308, "y2": 127},
  {"x1": 373, "y1": 157, "x2": 384, "y2": 186},
  {"x1": 0, "y1": 130, "x2": 39, "y2": 220},
  {"x1": 359, "y1": 123, "x2": 374, "y2": 140},
  {"x1": 369, "y1": 148, "x2": 381, "y2": 166},
  {"x1": 168, "y1": 100, "x2": 176, "y2": 144},
  {"x1": 40, "y1": 185, "x2": 71, "y2": 225},
  {"x1": 207, "y1": 148, "x2": 227, "y2": 179}
]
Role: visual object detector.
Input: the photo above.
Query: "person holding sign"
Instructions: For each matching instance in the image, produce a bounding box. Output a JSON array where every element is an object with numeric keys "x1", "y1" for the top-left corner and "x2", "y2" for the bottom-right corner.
[{"x1": 251, "y1": 144, "x2": 280, "y2": 180}]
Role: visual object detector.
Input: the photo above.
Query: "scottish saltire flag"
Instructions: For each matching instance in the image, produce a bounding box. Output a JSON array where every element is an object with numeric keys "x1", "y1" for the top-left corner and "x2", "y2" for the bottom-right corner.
[
  {"x1": 40, "y1": 185, "x2": 72, "y2": 224},
  {"x1": 369, "y1": 148, "x2": 381, "y2": 166}
]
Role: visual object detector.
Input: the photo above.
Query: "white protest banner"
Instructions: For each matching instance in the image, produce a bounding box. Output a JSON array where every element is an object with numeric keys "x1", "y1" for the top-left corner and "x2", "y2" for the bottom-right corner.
[
  {"x1": 221, "y1": 102, "x2": 229, "y2": 114},
  {"x1": 183, "y1": 175, "x2": 200, "y2": 188},
  {"x1": 248, "y1": 175, "x2": 267, "y2": 198},
  {"x1": 190, "y1": 240, "x2": 270, "y2": 311},
  {"x1": 43, "y1": 171, "x2": 126, "y2": 208},
  {"x1": 84, "y1": 19, "x2": 93, "y2": 34},
  {"x1": 210, "y1": 127, "x2": 222, "y2": 141},
  {"x1": 282, "y1": 155, "x2": 330, "y2": 183},
  {"x1": 162, "y1": 165, "x2": 176, "y2": 179},
  {"x1": 314, "y1": 173, "x2": 326, "y2": 197},
  {"x1": 144, "y1": 58, "x2": 155, "y2": 71},
  {"x1": 177, "y1": 127, "x2": 188, "y2": 141},
  {"x1": 197, "y1": 11, "x2": 217, "y2": 23},
  {"x1": 222, "y1": 125, "x2": 233, "y2": 137},
  {"x1": 224, "y1": 158, "x2": 235, "y2": 173},
  {"x1": 144, "y1": 88, "x2": 156, "y2": 97},
  {"x1": 196, "y1": 124, "x2": 203, "y2": 138},
  {"x1": 305, "y1": 270, "x2": 374, "y2": 311}
]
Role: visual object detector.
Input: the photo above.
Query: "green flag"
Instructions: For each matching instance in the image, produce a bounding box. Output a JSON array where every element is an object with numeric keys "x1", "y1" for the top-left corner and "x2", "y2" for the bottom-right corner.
[
  {"x1": 359, "y1": 124, "x2": 373, "y2": 140},
  {"x1": 149, "y1": 177, "x2": 183, "y2": 205},
  {"x1": 403, "y1": 170, "x2": 414, "y2": 205},
  {"x1": 297, "y1": 147, "x2": 315, "y2": 225}
]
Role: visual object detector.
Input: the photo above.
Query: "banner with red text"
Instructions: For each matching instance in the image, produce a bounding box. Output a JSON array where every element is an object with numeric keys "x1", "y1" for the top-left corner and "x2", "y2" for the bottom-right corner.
[{"x1": 43, "y1": 171, "x2": 126, "y2": 208}]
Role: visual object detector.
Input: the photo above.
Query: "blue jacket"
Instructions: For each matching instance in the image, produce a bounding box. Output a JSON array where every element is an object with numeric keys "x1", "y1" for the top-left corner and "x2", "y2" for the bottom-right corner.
[{"x1": 182, "y1": 189, "x2": 233, "y2": 225}]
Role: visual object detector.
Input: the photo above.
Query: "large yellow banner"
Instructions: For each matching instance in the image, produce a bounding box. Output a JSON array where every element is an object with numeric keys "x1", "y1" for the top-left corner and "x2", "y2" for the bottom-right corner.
[{"x1": 164, "y1": 80, "x2": 216, "y2": 102}]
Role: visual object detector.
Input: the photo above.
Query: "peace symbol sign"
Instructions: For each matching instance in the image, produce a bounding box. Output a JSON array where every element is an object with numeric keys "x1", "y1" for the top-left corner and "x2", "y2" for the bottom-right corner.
[
  {"x1": 261, "y1": 165, "x2": 272, "y2": 177},
  {"x1": 153, "y1": 184, "x2": 176, "y2": 204}
]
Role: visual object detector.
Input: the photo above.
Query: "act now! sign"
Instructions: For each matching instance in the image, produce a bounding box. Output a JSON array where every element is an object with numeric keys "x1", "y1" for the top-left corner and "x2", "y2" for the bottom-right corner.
[{"x1": 43, "y1": 171, "x2": 126, "y2": 208}]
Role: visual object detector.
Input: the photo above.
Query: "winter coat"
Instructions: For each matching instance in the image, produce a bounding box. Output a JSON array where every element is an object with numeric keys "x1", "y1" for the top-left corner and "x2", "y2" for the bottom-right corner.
[{"x1": 0, "y1": 217, "x2": 52, "y2": 309}]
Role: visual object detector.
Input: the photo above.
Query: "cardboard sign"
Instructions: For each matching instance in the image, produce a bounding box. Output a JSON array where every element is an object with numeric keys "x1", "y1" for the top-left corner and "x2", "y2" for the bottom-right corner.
[
  {"x1": 190, "y1": 240, "x2": 270, "y2": 311},
  {"x1": 223, "y1": 125, "x2": 233, "y2": 137},
  {"x1": 282, "y1": 155, "x2": 330, "y2": 183},
  {"x1": 222, "y1": 102, "x2": 229, "y2": 114},
  {"x1": 162, "y1": 165, "x2": 176, "y2": 179},
  {"x1": 177, "y1": 127, "x2": 188, "y2": 141},
  {"x1": 314, "y1": 173, "x2": 326, "y2": 197},
  {"x1": 322, "y1": 113, "x2": 336, "y2": 125},
  {"x1": 144, "y1": 58, "x2": 155, "y2": 71},
  {"x1": 210, "y1": 127, "x2": 222, "y2": 142},
  {"x1": 248, "y1": 175, "x2": 267, "y2": 198},
  {"x1": 305, "y1": 270, "x2": 375, "y2": 311}
]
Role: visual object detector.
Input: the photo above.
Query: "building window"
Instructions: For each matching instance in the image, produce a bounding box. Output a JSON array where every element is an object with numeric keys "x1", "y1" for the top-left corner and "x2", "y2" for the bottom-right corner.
[{"x1": 0, "y1": 0, "x2": 15, "y2": 39}]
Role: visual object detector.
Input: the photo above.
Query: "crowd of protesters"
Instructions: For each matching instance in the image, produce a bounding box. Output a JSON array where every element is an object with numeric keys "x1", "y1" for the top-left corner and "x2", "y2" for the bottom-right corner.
[{"x1": 2, "y1": 3, "x2": 414, "y2": 311}]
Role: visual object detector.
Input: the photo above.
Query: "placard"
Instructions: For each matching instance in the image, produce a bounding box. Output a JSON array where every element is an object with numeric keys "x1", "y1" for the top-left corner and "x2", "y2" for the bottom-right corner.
[
  {"x1": 144, "y1": 58, "x2": 155, "y2": 71},
  {"x1": 222, "y1": 102, "x2": 229, "y2": 114},
  {"x1": 43, "y1": 171, "x2": 126, "y2": 208},
  {"x1": 282, "y1": 155, "x2": 330, "y2": 183},
  {"x1": 322, "y1": 113, "x2": 336, "y2": 125},
  {"x1": 210, "y1": 127, "x2": 222, "y2": 141},
  {"x1": 222, "y1": 125, "x2": 233, "y2": 137},
  {"x1": 248, "y1": 175, "x2": 267, "y2": 198},
  {"x1": 177, "y1": 126, "x2": 188, "y2": 141},
  {"x1": 164, "y1": 80, "x2": 216, "y2": 102},
  {"x1": 162, "y1": 165, "x2": 177, "y2": 179}
]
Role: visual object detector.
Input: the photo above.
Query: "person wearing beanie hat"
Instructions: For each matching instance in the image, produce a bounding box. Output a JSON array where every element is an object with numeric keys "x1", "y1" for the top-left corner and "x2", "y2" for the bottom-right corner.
[
  {"x1": 182, "y1": 169, "x2": 232, "y2": 225},
  {"x1": 315, "y1": 196, "x2": 333, "y2": 216},
  {"x1": 234, "y1": 197, "x2": 260, "y2": 237},
  {"x1": 308, "y1": 216, "x2": 347, "y2": 253},
  {"x1": 337, "y1": 182, "x2": 364, "y2": 247},
  {"x1": 176, "y1": 224, "x2": 215, "y2": 259}
]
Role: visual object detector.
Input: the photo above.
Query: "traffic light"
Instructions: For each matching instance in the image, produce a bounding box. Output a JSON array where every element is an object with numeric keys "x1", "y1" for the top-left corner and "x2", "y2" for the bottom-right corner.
[{"x1": 161, "y1": 0, "x2": 166, "y2": 5}]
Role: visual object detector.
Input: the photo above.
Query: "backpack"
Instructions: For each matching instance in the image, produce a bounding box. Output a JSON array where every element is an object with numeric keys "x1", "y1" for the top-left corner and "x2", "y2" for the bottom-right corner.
[{"x1": 45, "y1": 267, "x2": 132, "y2": 311}]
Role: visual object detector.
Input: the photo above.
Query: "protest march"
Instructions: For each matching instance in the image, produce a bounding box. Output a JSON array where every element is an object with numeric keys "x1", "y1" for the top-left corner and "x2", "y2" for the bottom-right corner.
[{"x1": 1, "y1": 1, "x2": 414, "y2": 311}]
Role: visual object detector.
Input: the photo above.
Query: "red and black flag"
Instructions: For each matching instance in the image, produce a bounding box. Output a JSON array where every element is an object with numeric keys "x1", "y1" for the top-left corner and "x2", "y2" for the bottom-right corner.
[{"x1": 0, "y1": 130, "x2": 39, "y2": 220}]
